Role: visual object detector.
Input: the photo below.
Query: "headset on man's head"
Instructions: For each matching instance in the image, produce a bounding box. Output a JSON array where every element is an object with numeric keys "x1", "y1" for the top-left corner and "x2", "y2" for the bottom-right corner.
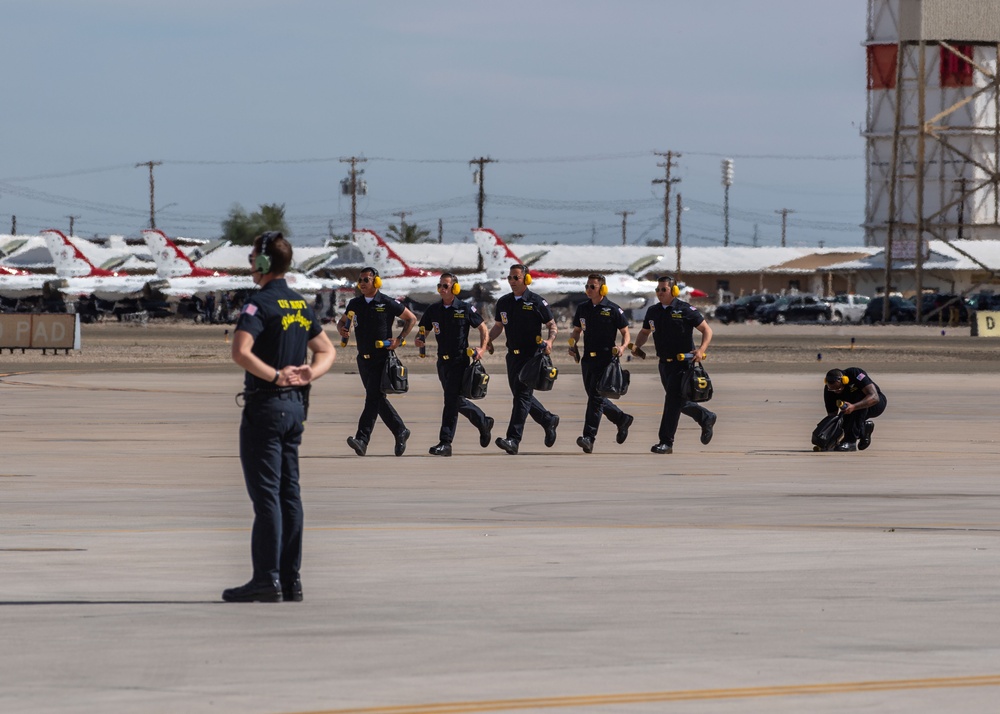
[
  {"x1": 358, "y1": 266, "x2": 382, "y2": 290},
  {"x1": 657, "y1": 275, "x2": 680, "y2": 298},
  {"x1": 254, "y1": 231, "x2": 283, "y2": 274}
]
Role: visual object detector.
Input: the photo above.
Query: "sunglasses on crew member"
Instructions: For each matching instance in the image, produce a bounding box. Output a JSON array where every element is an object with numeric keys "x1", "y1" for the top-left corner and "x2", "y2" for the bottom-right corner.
[
  {"x1": 437, "y1": 283, "x2": 452, "y2": 289},
  {"x1": 506, "y1": 275, "x2": 521, "y2": 281},
  {"x1": 358, "y1": 276, "x2": 373, "y2": 283},
  {"x1": 656, "y1": 287, "x2": 673, "y2": 293},
  {"x1": 585, "y1": 284, "x2": 599, "y2": 290}
]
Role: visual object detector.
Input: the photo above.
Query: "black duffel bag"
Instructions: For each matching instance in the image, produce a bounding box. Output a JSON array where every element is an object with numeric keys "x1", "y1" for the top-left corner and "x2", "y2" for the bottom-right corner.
[
  {"x1": 518, "y1": 349, "x2": 558, "y2": 391},
  {"x1": 680, "y1": 361, "x2": 713, "y2": 403},
  {"x1": 811, "y1": 413, "x2": 844, "y2": 451},
  {"x1": 461, "y1": 359, "x2": 490, "y2": 400},
  {"x1": 380, "y1": 350, "x2": 409, "y2": 394},
  {"x1": 596, "y1": 356, "x2": 630, "y2": 399}
]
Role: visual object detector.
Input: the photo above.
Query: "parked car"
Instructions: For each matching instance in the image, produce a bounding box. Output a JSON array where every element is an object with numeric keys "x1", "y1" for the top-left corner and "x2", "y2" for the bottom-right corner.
[
  {"x1": 913, "y1": 293, "x2": 969, "y2": 323},
  {"x1": 755, "y1": 294, "x2": 832, "y2": 324},
  {"x1": 827, "y1": 294, "x2": 871, "y2": 323},
  {"x1": 714, "y1": 294, "x2": 778, "y2": 324},
  {"x1": 862, "y1": 296, "x2": 918, "y2": 323}
]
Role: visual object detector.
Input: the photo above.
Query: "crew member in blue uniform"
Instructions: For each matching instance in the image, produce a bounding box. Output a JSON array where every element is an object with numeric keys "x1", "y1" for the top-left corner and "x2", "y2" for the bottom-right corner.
[
  {"x1": 568, "y1": 274, "x2": 634, "y2": 453},
  {"x1": 486, "y1": 264, "x2": 559, "y2": 455},
  {"x1": 415, "y1": 272, "x2": 494, "y2": 456},
  {"x1": 823, "y1": 367, "x2": 887, "y2": 451},
  {"x1": 337, "y1": 267, "x2": 417, "y2": 457},
  {"x1": 224, "y1": 231, "x2": 336, "y2": 603},
  {"x1": 631, "y1": 275, "x2": 716, "y2": 454}
]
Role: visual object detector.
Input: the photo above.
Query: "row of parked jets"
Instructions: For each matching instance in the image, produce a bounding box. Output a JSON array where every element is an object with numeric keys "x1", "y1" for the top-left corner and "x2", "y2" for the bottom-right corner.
[{"x1": 0, "y1": 228, "x2": 706, "y2": 310}]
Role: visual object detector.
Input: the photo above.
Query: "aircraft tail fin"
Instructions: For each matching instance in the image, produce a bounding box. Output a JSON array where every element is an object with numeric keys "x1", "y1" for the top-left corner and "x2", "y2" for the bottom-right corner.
[
  {"x1": 42, "y1": 229, "x2": 119, "y2": 278},
  {"x1": 353, "y1": 229, "x2": 434, "y2": 278},
  {"x1": 473, "y1": 228, "x2": 560, "y2": 280},
  {"x1": 143, "y1": 229, "x2": 220, "y2": 278}
]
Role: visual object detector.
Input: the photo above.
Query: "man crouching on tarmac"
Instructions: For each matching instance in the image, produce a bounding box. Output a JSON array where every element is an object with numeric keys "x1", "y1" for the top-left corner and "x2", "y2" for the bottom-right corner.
[{"x1": 823, "y1": 367, "x2": 887, "y2": 452}]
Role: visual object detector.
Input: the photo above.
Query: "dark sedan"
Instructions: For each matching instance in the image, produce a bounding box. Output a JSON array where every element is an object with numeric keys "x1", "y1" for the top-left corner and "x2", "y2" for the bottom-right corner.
[
  {"x1": 755, "y1": 294, "x2": 832, "y2": 324},
  {"x1": 714, "y1": 294, "x2": 777, "y2": 324},
  {"x1": 862, "y1": 296, "x2": 918, "y2": 323}
]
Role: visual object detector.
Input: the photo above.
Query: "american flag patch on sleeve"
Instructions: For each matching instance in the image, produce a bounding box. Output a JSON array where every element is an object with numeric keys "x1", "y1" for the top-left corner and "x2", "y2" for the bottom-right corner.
[{"x1": 242, "y1": 304, "x2": 258, "y2": 316}]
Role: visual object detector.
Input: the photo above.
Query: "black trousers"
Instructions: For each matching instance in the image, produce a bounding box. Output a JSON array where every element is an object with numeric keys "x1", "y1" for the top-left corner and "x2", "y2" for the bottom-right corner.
[
  {"x1": 581, "y1": 358, "x2": 625, "y2": 439},
  {"x1": 505, "y1": 352, "x2": 555, "y2": 442},
  {"x1": 658, "y1": 360, "x2": 712, "y2": 446},
  {"x1": 843, "y1": 392, "x2": 888, "y2": 440},
  {"x1": 436, "y1": 356, "x2": 487, "y2": 444},
  {"x1": 355, "y1": 354, "x2": 405, "y2": 442},
  {"x1": 239, "y1": 390, "x2": 305, "y2": 585}
]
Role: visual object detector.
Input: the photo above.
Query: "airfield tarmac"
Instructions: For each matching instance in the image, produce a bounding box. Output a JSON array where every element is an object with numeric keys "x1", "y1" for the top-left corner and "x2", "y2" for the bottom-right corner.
[{"x1": 1, "y1": 322, "x2": 999, "y2": 714}]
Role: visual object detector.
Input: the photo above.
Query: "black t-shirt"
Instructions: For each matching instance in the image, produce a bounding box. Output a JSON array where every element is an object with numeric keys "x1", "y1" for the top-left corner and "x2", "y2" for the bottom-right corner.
[
  {"x1": 495, "y1": 289, "x2": 554, "y2": 353},
  {"x1": 572, "y1": 297, "x2": 628, "y2": 360},
  {"x1": 235, "y1": 278, "x2": 322, "y2": 390},
  {"x1": 641, "y1": 299, "x2": 705, "y2": 359},
  {"x1": 823, "y1": 367, "x2": 882, "y2": 412},
  {"x1": 419, "y1": 298, "x2": 484, "y2": 358},
  {"x1": 345, "y1": 292, "x2": 405, "y2": 353}
]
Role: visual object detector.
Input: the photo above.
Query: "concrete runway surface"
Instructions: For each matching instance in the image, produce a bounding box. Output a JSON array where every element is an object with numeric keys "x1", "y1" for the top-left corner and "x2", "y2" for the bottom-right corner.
[{"x1": 2, "y1": 333, "x2": 999, "y2": 713}]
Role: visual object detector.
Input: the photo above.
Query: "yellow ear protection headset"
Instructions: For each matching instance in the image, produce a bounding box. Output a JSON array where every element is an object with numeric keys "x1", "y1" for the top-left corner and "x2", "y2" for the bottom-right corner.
[
  {"x1": 358, "y1": 266, "x2": 382, "y2": 290},
  {"x1": 599, "y1": 282, "x2": 608, "y2": 297},
  {"x1": 442, "y1": 273, "x2": 461, "y2": 295},
  {"x1": 824, "y1": 370, "x2": 849, "y2": 387},
  {"x1": 658, "y1": 276, "x2": 680, "y2": 298},
  {"x1": 523, "y1": 270, "x2": 532, "y2": 286},
  {"x1": 255, "y1": 231, "x2": 281, "y2": 274}
]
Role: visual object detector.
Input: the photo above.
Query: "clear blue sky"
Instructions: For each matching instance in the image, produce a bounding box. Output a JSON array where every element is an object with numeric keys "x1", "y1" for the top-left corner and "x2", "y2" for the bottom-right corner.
[{"x1": 2, "y1": 0, "x2": 869, "y2": 247}]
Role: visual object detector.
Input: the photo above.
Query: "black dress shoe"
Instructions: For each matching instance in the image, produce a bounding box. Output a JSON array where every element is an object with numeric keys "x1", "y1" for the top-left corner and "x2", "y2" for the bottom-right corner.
[
  {"x1": 346, "y1": 436, "x2": 368, "y2": 457},
  {"x1": 616, "y1": 414, "x2": 634, "y2": 444},
  {"x1": 394, "y1": 428, "x2": 411, "y2": 457},
  {"x1": 700, "y1": 412, "x2": 717, "y2": 445},
  {"x1": 835, "y1": 440, "x2": 857, "y2": 452},
  {"x1": 222, "y1": 578, "x2": 283, "y2": 603},
  {"x1": 479, "y1": 416, "x2": 495, "y2": 448},
  {"x1": 650, "y1": 443, "x2": 673, "y2": 455},
  {"x1": 576, "y1": 436, "x2": 594, "y2": 454},
  {"x1": 543, "y1": 415, "x2": 560, "y2": 448},
  {"x1": 495, "y1": 437, "x2": 519, "y2": 455},
  {"x1": 282, "y1": 577, "x2": 303, "y2": 602},
  {"x1": 858, "y1": 419, "x2": 875, "y2": 451},
  {"x1": 429, "y1": 442, "x2": 452, "y2": 457}
]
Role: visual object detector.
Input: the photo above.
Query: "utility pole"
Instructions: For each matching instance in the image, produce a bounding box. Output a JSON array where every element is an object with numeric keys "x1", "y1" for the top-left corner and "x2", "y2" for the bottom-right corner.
[
  {"x1": 775, "y1": 208, "x2": 794, "y2": 247},
  {"x1": 10, "y1": 216, "x2": 16, "y2": 235},
  {"x1": 721, "y1": 159, "x2": 734, "y2": 247},
  {"x1": 470, "y1": 156, "x2": 495, "y2": 228},
  {"x1": 652, "y1": 151, "x2": 681, "y2": 246},
  {"x1": 956, "y1": 177, "x2": 967, "y2": 240},
  {"x1": 67, "y1": 215, "x2": 80, "y2": 236},
  {"x1": 675, "y1": 193, "x2": 683, "y2": 277},
  {"x1": 340, "y1": 156, "x2": 368, "y2": 233},
  {"x1": 136, "y1": 160, "x2": 162, "y2": 229},
  {"x1": 617, "y1": 210, "x2": 633, "y2": 246},
  {"x1": 438, "y1": 218, "x2": 443, "y2": 244}
]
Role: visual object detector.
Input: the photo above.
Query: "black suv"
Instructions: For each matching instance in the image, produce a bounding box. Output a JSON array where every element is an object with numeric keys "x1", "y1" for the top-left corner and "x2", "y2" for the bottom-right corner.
[
  {"x1": 862, "y1": 296, "x2": 917, "y2": 323},
  {"x1": 714, "y1": 294, "x2": 777, "y2": 324}
]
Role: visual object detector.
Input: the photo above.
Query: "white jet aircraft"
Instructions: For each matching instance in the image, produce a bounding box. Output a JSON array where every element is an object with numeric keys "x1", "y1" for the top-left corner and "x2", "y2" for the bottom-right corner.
[
  {"x1": 142, "y1": 229, "x2": 341, "y2": 297},
  {"x1": 352, "y1": 228, "x2": 488, "y2": 305},
  {"x1": 42, "y1": 229, "x2": 148, "y2": 300},
  {"x1": 472, "y1": 228, "x2": 674, "y2": 310}
]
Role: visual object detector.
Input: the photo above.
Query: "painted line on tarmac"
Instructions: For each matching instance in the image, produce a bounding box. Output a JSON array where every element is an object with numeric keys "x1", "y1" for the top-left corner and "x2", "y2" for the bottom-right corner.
[
  {"x1": 287, "y1": 674, "x2": 1000, "y2": 714},
  {"x1": 1, "y1": 522, "x2": 997, "y2": 536}
]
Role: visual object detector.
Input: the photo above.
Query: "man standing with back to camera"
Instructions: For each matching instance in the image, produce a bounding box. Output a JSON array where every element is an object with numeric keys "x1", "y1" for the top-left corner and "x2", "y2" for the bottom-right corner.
[
  {"x1": 567, "y1": 273, "x2": 634, "y2": 454},
  {"x1": 225, "y1": 231, "x2": 336, "y2": 603},
  {"x1": 631, "y1": 275, "x2": 716, "y2": 454},
  {"x1": 415, "y1": 272, "x2": 494, "y2": 456},
  {"x1": 487, "y1": 263, "x2": 560, "y2": 455},
  {"x1": 337, "y1": 267, "x2": 417, "y2": 457}
]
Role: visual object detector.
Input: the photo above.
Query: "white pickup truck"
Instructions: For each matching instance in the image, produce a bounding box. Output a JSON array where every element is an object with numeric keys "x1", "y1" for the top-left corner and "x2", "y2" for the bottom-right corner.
[{"x1": 827, "y1": 294, "x2": 871, "y2": 322}]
